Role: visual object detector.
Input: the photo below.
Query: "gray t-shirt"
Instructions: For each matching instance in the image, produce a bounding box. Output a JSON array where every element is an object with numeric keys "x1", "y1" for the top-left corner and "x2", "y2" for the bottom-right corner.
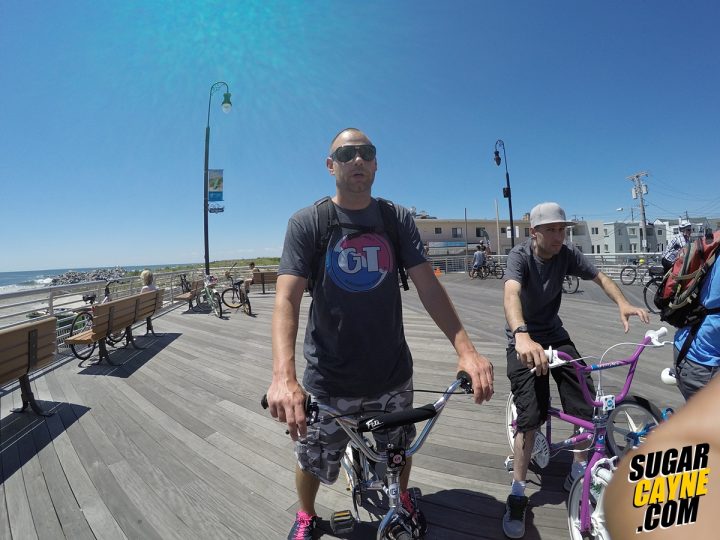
[
  {"x1": 279, "y1": 198, "x2": 427, "y2": 397},
  {"x1": 504, "y1": 239, "x2": 598, "y2": 345}
]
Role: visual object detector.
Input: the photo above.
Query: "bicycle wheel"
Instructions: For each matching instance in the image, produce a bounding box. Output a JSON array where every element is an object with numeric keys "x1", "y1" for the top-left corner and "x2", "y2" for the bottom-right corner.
[
  {"x1": 562, "y1": 275, "x2": 580, "y2": 294},
  {"x1": 221, "y1": 287, "x2": 242, "y2": 309},
  {"x1": 567, "y1": 475, "x2": 609, "y2": 540},
  {"x1": 643, "y1": 278, "x2": 661, "y2": 314},
  {"x1": 212, "y1": 292, "x2": 223, "y2": 318},
  {"x1": 619, "y1": 266, "x2": 636, "y2": 285},
  {"x1": 241, "y1": 291, "x2": 252, "y2": 316},
  {"x1": 68, "y1": 312, "x2": 96, "y2": 360},
  {"x1": 107, "y1": 328, "x2": 126, "y2": 346},
  {"x1": 493, "y1": 264, "x2": 505, "y2": 279},
  {"x1": 606, "y1": 397, "x2": 662, "y2": 457},
  {"x1": 505, "y1": 393, "x2": 518, "y2": 452}
]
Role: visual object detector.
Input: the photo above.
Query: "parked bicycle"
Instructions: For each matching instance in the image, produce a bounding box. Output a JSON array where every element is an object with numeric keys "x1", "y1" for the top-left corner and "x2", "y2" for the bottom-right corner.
[
  {"x1": 468, "y1": 265, "x2": 488, "y2": 279},
  {"x1": 562, "y1": 275, "x2": 580, "y2": 294},
  {"x1": 619, "y1": 256, "x2": 659, "y2": 285},
  {"x1": 486, "y1": 256, "x2": 504, "y2": 279},
  {"x1": 221, "y1": 263, "x2": 252, "y2": 315},
  {"x1": 67, "y1": 280, "x2": 125, "y2": 360},
  {"x1": 469, "y1": 257, "x2": 504, "y2": 280},
  {"x1": 505, "y1": 328, "x2": 670, "y2": 540},
  {"x1": 641, "y1": 265, "x2": 665, "y2": 314},
  {"x1": 262, "y1": 372, "x2": 475, "y2": 539},
  {"x1": 200, "y1": 274, "x2": 223, "y2": 318}
]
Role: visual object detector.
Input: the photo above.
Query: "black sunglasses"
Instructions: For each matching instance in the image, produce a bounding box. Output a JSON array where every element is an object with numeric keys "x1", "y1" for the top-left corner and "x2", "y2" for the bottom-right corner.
[{"x1": 331, "y1": 144, "x2": 376, "y2": 163}]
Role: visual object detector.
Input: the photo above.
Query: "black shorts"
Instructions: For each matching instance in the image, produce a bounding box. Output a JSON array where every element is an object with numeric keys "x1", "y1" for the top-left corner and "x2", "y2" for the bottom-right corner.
[{"x1": 507, "y1": 338, "x2": 595, "y2": 432}]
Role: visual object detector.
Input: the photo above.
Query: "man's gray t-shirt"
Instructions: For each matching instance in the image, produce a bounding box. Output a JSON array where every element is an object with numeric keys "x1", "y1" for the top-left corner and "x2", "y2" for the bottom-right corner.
[
  {"x1": 279, "y1": 198, "x2": 427, "y2": 397},
  {"x1": 504, "y1": 239, "x2": 598, "y2": 345}
]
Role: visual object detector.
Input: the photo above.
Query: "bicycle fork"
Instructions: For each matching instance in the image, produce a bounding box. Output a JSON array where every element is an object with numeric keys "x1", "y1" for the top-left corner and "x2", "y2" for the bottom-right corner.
[
  {"x1": 579, "y1": 437, "x2": 616, "y2": 535},
  {"x1": 377, "y1": 445, "x2": 418, "y2": 540}
]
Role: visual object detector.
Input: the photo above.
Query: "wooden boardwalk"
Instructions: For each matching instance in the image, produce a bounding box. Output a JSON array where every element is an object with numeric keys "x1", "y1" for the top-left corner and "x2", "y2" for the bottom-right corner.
[{"x1": 0, "y1": 274, "x2": 685, "y2": 539}]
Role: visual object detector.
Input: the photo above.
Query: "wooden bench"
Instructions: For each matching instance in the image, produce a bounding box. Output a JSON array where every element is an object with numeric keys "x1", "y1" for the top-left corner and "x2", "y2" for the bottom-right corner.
[
  {"x1": 255, "y1": 271, "x2": 278, "y2": 294},
  {"x1": 65, "y1": 289, "x2": 164, "y2": 365},
  {"x1": 0, "y1": 317, "x2": 57, "y2": 416},
  {"x1": 176, "y1": 279, "x2": 203, "y2": 310}
]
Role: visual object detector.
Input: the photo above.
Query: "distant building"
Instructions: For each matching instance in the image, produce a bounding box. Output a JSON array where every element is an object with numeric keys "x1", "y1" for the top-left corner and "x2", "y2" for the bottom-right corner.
[
  {"x1": 415, "y1": 215, "x2": 720, "y2": 257},
  {"x1": 413, "y1": 217, "x2": 530, "y2": 255}
]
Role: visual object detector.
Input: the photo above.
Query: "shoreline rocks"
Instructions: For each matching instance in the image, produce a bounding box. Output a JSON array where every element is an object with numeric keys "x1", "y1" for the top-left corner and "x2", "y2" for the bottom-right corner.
[{"x1": 50, "y1": 267, "x2": 128, "y2": 285}]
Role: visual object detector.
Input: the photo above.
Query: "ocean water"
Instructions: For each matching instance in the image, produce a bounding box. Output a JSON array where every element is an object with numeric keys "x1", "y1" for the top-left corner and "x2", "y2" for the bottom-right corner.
[{"x1": 0, "y1": 264, "x2": 188, "y2": 293}]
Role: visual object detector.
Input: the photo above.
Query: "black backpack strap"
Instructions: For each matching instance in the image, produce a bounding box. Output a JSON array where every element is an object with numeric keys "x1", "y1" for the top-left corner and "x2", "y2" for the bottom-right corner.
[
  {"x1": 309, "y1": 196, "x2": 409, "y2": 293},
  {"x1": 676, "y1": 305, "x2": 720, "y2": 363},
  {"x1": 376, "y1": 197, "x2": 409, "y2": 291},
  {"x1": 308, "y1": 196, "x2": 339, "y2": 294}
]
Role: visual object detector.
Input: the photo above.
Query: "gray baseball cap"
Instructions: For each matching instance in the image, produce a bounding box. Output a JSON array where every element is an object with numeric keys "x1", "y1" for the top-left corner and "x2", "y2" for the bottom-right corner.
[{"x1": 530, "y1": 202, "x2": 575, "y2": 228}]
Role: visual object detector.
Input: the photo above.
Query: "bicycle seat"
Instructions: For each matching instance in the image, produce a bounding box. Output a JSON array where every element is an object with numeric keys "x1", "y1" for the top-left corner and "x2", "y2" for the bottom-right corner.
[
  {"x1": 649, "y1": 265, "x2": 665, "y2": 277},
  {"x1": 233, "y1": 280, "x2": 245, "y2": 287},
  {"x1": 82, "y1": 294, "x2": 97, "y2": 303}
]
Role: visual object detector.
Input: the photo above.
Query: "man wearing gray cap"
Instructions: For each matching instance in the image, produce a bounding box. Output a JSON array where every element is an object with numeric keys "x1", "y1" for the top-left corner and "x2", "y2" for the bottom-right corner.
[{"x1": 501, "y1": 202, "x2": 649, "y2": 539}]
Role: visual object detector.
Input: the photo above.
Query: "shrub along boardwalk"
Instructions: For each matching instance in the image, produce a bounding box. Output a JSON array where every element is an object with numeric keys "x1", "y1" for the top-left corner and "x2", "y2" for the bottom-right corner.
[{"x1": 0, "y1": 273, "x2": 684, "y2": 539}]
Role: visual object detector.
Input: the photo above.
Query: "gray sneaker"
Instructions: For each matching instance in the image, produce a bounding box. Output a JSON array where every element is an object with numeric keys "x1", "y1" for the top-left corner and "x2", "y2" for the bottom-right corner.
[{"x1": 502, "y1": 495, "x2": 528, "y2": 539}]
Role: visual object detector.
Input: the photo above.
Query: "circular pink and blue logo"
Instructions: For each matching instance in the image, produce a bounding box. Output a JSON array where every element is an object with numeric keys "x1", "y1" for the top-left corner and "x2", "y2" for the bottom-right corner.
[{"x1": 327, "y1": 233, "x2": 393, "y2": 292}]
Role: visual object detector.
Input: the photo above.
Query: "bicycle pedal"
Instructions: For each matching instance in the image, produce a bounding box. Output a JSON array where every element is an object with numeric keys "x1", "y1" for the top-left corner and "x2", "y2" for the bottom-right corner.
[
  {"x1": 504, "y1": 456, "x2": 514, "y2": 473},
  {"x1": 330, "y1": 510, "x2": 355, "y2": 534}
]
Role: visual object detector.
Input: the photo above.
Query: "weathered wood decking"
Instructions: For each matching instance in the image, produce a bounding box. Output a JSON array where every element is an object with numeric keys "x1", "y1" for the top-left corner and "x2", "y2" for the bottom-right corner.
[{"x1": 0, "y1": 274, "x2": 685, "y2": 539}]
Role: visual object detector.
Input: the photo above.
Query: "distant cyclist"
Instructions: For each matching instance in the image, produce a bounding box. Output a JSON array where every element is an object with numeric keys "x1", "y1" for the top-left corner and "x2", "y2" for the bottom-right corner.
[{"x1": 661, "y1": 220, "x2": 692, "y2": 273}]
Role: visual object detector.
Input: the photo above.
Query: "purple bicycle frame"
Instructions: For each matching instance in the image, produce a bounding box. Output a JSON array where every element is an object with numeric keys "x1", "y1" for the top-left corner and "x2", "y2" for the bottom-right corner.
[{"x1": 549, "y1": 335, "x2": 653, "y2": 532}]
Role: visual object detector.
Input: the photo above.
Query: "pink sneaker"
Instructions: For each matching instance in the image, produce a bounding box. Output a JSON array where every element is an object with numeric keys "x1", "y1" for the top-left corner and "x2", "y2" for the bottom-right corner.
[
  {"x1": 400, "y1": 490, "x2": 428, "y2": 535},
  {"x1": 287, "y1": 510, "x2": 318, "y2": 540}
]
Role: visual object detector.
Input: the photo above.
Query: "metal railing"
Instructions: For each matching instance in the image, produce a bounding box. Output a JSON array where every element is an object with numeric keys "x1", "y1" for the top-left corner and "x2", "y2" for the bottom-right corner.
[
  {"x1": 0, "y1": 265, "x2": 279, "y2": 341},
  {"x1": 426, "y1": 252, "x2": 662, "y2": 283}
]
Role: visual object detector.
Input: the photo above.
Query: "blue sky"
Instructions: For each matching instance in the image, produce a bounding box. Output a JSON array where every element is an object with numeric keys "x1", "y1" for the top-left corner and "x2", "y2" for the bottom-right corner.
[{"x1": 1, "y1": 0, "x2": 718, "y2": 271}]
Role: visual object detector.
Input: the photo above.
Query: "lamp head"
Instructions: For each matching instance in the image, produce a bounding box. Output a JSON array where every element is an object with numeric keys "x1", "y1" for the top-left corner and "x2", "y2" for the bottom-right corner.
[
  {"x1": 493, "y1": 150, "x2": 501, "y2": 167},
  {"x1": 221, "y1": 92, "x2": 232, "y2": 113}
]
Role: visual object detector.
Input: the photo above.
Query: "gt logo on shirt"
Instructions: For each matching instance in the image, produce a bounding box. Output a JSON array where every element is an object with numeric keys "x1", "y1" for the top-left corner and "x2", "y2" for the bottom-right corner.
[{"x1": 327, "y1": 232, "x2": 393, "y2": 292}]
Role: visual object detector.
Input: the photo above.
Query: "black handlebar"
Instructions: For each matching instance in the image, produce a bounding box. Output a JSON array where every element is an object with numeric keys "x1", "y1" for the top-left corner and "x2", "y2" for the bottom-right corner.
[{"x1": 261, "y1": 372, "x2": 474, "y2": 434}]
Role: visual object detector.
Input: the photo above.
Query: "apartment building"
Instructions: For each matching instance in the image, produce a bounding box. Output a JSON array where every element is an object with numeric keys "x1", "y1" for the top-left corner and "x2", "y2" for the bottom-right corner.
[
  {"x1": 415, "y1": 215, "x2": 719, "y2": 256},
  {"x1": 413, "y1": 216, "x2": 531, "y2": 255}
]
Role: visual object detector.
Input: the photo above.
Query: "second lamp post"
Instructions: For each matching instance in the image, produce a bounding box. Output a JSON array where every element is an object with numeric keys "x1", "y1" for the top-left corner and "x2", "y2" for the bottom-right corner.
[{"x1": 203, "y1": 81, "x2": 232, "y2": 276}]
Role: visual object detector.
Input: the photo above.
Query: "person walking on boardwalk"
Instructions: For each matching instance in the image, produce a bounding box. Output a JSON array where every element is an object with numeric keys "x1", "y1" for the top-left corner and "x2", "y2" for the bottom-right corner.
[
  {"x1": 470, "y1": 244, "x2": 487, "y2": 278},
  {"x1": 502, "y1": 202, "x2": 649, "y2": 539},
  {"x1": 266, "y1": 127, "x2": 495, "y2": 540}
]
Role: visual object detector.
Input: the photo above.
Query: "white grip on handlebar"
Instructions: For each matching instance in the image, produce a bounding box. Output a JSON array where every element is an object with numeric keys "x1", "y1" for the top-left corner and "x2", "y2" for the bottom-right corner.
[
  {"x1": 645, "y1": 327, "x2": 669, "y2": 346},
  {"x1": 529, "y1": 346, "x2": 567, "y2": 373}
]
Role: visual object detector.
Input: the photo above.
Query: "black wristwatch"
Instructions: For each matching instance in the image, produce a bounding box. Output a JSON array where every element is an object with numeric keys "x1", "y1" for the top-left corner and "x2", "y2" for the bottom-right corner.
[{"x1": 512, "y1": 325, "x2": 529, "y2": 337}]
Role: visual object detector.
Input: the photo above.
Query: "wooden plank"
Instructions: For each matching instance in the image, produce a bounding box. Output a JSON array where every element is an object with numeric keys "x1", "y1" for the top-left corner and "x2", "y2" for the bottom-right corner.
[
  {"x1": 0, "y1": 482, "x2": 12, "y2": 540},
  {"x1": 41, "y1": 397, "x2": 129, "y2": 540},
  {"x1": 29, "y1": 406, "x2": 96, "y2": 540},
  {"x1": 2, "y1": 428, "x2": 39, "y2": 540},
  {"x1": 16, "y1": 424, "x2": 64, "y2": 540}
]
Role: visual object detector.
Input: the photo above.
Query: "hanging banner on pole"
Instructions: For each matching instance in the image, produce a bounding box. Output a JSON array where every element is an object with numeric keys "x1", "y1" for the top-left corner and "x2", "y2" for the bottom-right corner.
[{"x1": 208, "y1": 169, "x2": 224, "y2": 201}]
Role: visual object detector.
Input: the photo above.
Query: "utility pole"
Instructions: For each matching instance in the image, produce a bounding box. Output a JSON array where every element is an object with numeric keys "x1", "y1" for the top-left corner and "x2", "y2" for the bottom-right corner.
[{"x1": 628, "y1": 171, "x2": 649, "y2": 253}]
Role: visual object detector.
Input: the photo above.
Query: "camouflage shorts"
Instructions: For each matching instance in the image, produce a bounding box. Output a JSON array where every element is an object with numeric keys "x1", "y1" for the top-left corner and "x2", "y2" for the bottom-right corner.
[{"x1": 296, "y1": 378, "x2": 416, "y2": 485}]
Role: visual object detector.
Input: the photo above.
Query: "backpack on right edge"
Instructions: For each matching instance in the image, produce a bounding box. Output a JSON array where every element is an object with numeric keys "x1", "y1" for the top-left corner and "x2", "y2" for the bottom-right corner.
[{"x1": 654, "y1": 229, "x2": 720, "y2": 330}]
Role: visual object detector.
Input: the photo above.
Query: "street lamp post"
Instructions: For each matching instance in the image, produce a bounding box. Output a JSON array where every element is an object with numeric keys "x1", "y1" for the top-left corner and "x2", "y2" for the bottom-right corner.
[
  {"x1": 203, "y1": 81, "x2": 232, "y2": 276},
  {"x1": 494, "y1": 139, "x2": 515, "y2": 248}
]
